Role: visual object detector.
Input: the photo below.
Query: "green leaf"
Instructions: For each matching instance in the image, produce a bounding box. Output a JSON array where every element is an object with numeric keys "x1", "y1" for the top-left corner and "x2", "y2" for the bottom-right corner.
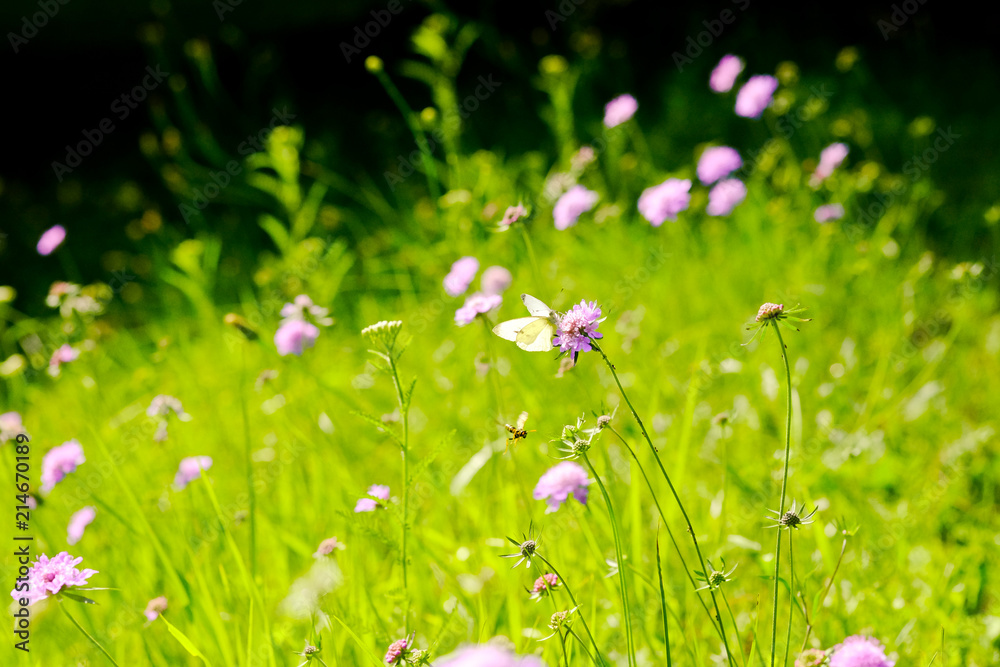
[{"x1": 160, "y1": 614, "x2": 216, "y2": 667}]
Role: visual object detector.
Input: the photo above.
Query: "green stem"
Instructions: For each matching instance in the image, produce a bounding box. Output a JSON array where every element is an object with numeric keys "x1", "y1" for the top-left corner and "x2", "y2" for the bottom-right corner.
[
  {"x1": 61, "y1": 602, "x2": 120, "y2": 666},
  {"x1": 560, "y1": 630, "x2": 571, "y2": 667},
  {"x1": 721, "y1": 589, "x2": 746, "y2": 667},
  {"x1": 655, "y1": 535, "x2": 672, "y2": 667},
  {"x1": 568, "y1": 628, "x2": 599, "y2": 667},
  {"x1": 240, "y1": 344, "x2": 257, "y2": 578},
  {"x1": 801, "y1": 538, "x2": 846, "y2": 652},
  {"x1": 582, "y1": 453, "x2": 636, "y2": 667},
  {"x1": 537, "y1": 554, "x2": 607, "y2": 666},
  {"x1": 388, "y1": 357, "x2": 410, "y2": 631},
  {"x1": 770, "y1": 321, "x2": 793, "y2": 667},
  {"x1": 783, "y1": 532, "x2": 794, "y2": 667},
  {"x1": 592, "y1": 340, "x2": 735, "y2": 667}
]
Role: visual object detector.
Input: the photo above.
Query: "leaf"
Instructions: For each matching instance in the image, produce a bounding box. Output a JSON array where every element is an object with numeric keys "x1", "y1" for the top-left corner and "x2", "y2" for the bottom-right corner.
[
  {"x1": 61, "y1": 592, "x2": 97, "y2": 604},
  {"x1": 160, "y1": 614, "x2": 216, "y2": 667},
  {"x1": 351, "y1": 410, "x2": 403, "y2": 447},
  {"x1": 258, "y1": 214, "x2": 289, "y2": 254}
]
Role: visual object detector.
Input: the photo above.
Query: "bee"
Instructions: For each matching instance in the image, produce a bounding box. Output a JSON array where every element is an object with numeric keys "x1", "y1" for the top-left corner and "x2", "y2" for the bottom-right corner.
[{"x1": 504, "y1": 411, "x2": 536, "y2": 453}]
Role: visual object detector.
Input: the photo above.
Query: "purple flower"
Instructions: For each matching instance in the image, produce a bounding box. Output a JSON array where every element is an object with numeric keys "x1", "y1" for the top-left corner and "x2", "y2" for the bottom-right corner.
[
  {"x1": 436, "y1": 644, "x2": 545, "y2": 667},
  {"x1": 828, "y1": 635, "x2": 894, "y2": 667},
  {"x1": 533, "y1": 461, "x2": 592, "y2": 513},
  {"x1": 354, "y1": 498, "x2": 379, "y2": 512},
  {"x1": 455, "y1": 292, "x2": 503, "y2": 326},
  {"x1": 603, "y1": 94, "x2": 638, "y2": 128},
  {"x1": 174, "y1": 456, "x2": 212, "y2": 490},
  {"x1": 481, "y1": 266, "x2": 513, "y2": 295},
  {"x1": 48, "y1": 344, "x2": 79, "y2": 376},
  {"x1": 1, "y1": 411, "x2": 24, "y2": 443},
  {"x1": 814, "y1": 203, "x2": 845, "y2": 223},
  {"x1": 552, "y1": 300, "x2": 604, "y2": 359},
  {"x1": 9, "y1": 552, "x2": 98, "y2": 606},
  {"x1": 355, "y1": 484, "x2": 389, "y2": 512},
  {"x1": 638, "y1": 178, "x2": 691, "y2": 226},
  {"x1": 41, "y1": 440, "x2": 86, "y2": 493},
  {"x1": 735, "y1": 75, "x2": 778, "y2": 118},
  {"x1": 144, "y1": 596, "x2": 168, "y2": 622},
  {"x1": 553, "y1": 185, "x2": 599, "y2": 230},
  {"x1": 710, "y1": 54, "x2": 745, "y2": 93},
  {"x1": 697, "y1": 146, "x2": 743, "y2": 185},
  {"x1": 384, "y1": 636, "x2": 412, "y2": 664},
  {"x1": 498, "y1": 204, "x2": 527, "y2": 231},
  {"x1": 368, "y1": 484, "x2": 390, "y2": 500},
  {"x1": 811, "y1": 143, "x2": 849, "y2": 184},
  {"x1": 313, "y1": 536, "x2": 346, "y2": 558},
  {"x1": 274, "y1": 319, "x2": 320, "y2": 356},
  {"x1": 67, "y1": 506, "x2": 96, "y2": 545},
  {"x1": 37, "y1": 225, "x2": 66, "y2": 256},
  {"x1": 280, "y1": 294, "x2": 331, "y2": 324},
  {"x1": 444, "y1": 257, "x2": 480, "y2": 296},
  {"x1": 530, "y1": 573, "x2": 560, "y2": 600},
  {"x1": 707, "y1": 179, "x2": 747, "y2": 216}
]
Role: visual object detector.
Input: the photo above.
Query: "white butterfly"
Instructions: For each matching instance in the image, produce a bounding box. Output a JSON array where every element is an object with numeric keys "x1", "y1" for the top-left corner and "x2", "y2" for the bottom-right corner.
[{"x1": 492, "y1": 294, "x2": 561, "y2": 352}]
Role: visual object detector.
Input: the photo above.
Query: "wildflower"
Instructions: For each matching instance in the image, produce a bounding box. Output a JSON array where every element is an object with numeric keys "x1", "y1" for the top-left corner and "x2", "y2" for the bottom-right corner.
[
  {"x1": 695, "y1": 558, "x2": 738, "y2": 591},
  {"x1": 828, "y1": 636, "x2": 894, "y2": 667},
  {"x1": 1, "y1": 411, "x2": 25, "y2": 443},
  {"x1": 444, "y1": 257, "x2": 480, "y2": 296},
  {"x1": 294, "y1": 641, "x2": 323, "y2": 666},
  {"x1": 744, "y1": 302, "x2": 811, "y2": 346},
  {"x1": 384, "y1": 634, "x2": 414, "y2": 664},
  {"x1": 480, "y1": 266, "x2": 513, "y2": 296},
  {"x1": 355, "y1": 484, "x2": 389, "y2": 512},
  {"x1": 735, "y1": 74, "x2": 778, "y2": 118},
  {"x1": 814, "y1": 203, "x2": 845, "y2": 223},
  {"x1": 147, "y1": 394, "x2": 192, "y2": 442},
  {"x1": 67, "y1": 506, "x2": 96, "y2": 545},
  {"x1": 707, "y1": 179, "x2": 747, "y2": 216},
  {"x1": 498, "y1": 203, "x2": 528, "y2": 231},
  {"x1": 436, "y1": 644, "x2": 544, "y2": 667},
  {"x1": 48, "y1": 344, "x2": 79, "y2": 376},
  {"x1": 144, "y1": 596, "x2": 168, "y2": 621},
  {"x1": 313, "y1": 537, "x2": 346, "y2": 558},
  {"x1": 528, "y1": 573, "x2": 560, "y2": 601},
  {"x1": 603, "y1": 93, "x2": 638, "y2": 128},
  {"x1": 9, "y1": 552, "x2": 98, "y2": 605},
  {"x1": 710, "y1": 54, "x2": 745, "y2": 93},
  {"x1": 571, "y1": 145, "x2": 596, "y2": 172},
  {"x1": 638, "y1": 178, "x2": 691, "y2": 226},
  {"x1": 41, "y1": 440, "x2": 86, "y2": 493},
  {"x1": 811, "y1": 143, "x2": 849, "y2": 185},
  {"x1": 552, "y1": 300, "x2": 604, "y2": 361},
  {"x1": 501, "y1": 529, "x2": 540, "y2": 569},
  {"x1": 766, "y1": 501, "x2": 819, "y2": 529},
  {"x1": 46, "y1": 281, "x2": 104, "y2": 318},
  {"x1": 368, "y1": 484, "x2": 390, "y2": 500},
  {"x1": 37, "y1": 225, "x2": 66, "y2": 256},
  {"x1": 697, "y1": 146, "x2": 743, "y2": 185},
  {"x1": 540, "y1": 607, "x2": 579, "y2": 641},
  {"x1": 795, "y1": 648, "x2": 827, "y2": 667},
  {"x1": 281, "y1": 295, "x2": 333, "y2": 326},
  {"x1": 533, "y1": 461, "x2": 592, "y2": 513},
  {"x1": 455, "y1": 292, "x2": 503, "y2": 326},
  {"x1": 553, "y1": 185, "x2": 599, "y2": 230},
  {"x1": 274, "y1": 319, "x2": 320, "y2": 357},
  {"x1": 362, "y1": 320, "x2": 403, "y2": 353},
  {"x1": 173, "y1": 455, "x2": 213, "y2": 490}
]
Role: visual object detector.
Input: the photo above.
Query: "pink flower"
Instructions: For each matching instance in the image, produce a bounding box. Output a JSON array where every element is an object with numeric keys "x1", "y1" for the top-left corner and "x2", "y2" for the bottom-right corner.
[
  {"x1": 41, "y1": 440, "x2": 86, "y2": 493},
  {"x1": 144, "y1": 596, "x2": 168, "y2": 621},
  {"x1": 498, "y1": 204, "x2": 527, "y2": 231},
  {"x1": 436, "y1": 644, "x2": 545, "y2": 667},
  {"x1": 531, "y1": 573, "x2": 560, "y2": 599},
  {"x1": 481, "y1": 266, "x2": 513, "y2": 295},
  {"x1": 355, "y1": 484, "x2": 389, "y2": 512},
  {"x1": 313, "y1": 537, "x2": 346, "y2": 558},
  {"x1": 814, "y1": 203, "x2": 845, "y2": 223},
  {"x1": 756, "y1": 302, "x2": 783, "y2": 321},
  {"x1": 1, "y1": 411, "x2": 24, "y2": 443},
  {"x1": 552, "y1": 300, "x2": 604, "y2": 359},
  {"x1": 697, "y1": 146, "x2": 743, "y2": 185},
  {"x1": 444, "y1": 257, "x2": 480, "y2": 296},
  {"x1": 735, "y1": 75, "x2": 778, "y2": 118},
  {"x1": 384, "y1": 636, "x2": 412, "y2": 664},
  {"x1": 48, "y1": 344, "x2": 79, "y2": 375},
  {"x1": 354, "y1": 498, "x2": 379, "y2": 512},
  {"x1": 710, "y1": 55, "x2": 745, "y2": 93},
  {"x1": 533, "y1": 461, "x2": 592, "y2": 513},
  {"x1": 553, "y1": 185, "x2": 598, "y2": 230},
  {"x1": 274, "y1": 319, "x2": 320, "y2": 356},
  {"x1": 9, "y1": 552, "x2": 98, "y2": 606},
  {"x1": 706, "y1": 179, "x2": 747, "y2": 216},
  {"x1": 67, "y1": 506, "x2": 96, "y2": 545},
  {"x1": 603, "y1": 94, "x2": 638, "y2": 128},
  {"x1": 638, "y1": 178, "x2": 691, "y2": 226},
  {"x1": 811, "y1": 143, "x2": 849, "y2": 184},
  {"x1": 368, "y1": 484, "x2": 390, "y2": 500},
  {"x1": 455, "y1": 292, "x2": 503, "y2": 326},
  {"x1": 36, "y1": 225, "x2": 66, "y2": 256},
  {"x1": 174, "y1": 456, "x2": 212, "y2": 490},
  {"x1": 828, "y1": 635, "x2": 894, "y2": 667}
]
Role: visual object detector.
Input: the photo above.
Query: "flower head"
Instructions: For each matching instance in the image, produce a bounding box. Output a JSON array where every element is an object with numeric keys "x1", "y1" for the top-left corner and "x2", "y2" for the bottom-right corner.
[
  {"x1": 67, "y1": 506, "x2": 96, "y2": 545},
  {"x1": 766, "y1": 501, "x2": 819, "y2": 529},
  {"x1": 362, "y1": 320, "x2": 403, "y2": 352},
  {"x1": 37, "y1": 225, "x2": 66, "y2": 256},
  {"x1": 313, "y1": 537, "x2": 346, "y2": 558},
  {"x1": 533, "y1": 461, "x2": 592, "y2": 513},
  {"x1": 541, "y1": 607, "x2": 579, "y2": 640},
  {"x1": 280, "y1": 294, "x2": 332, "y2": 324},
  {"x1": 744, "y1": 302, "x2": 811, "y2": 346},
  {"x1": 695, "y1": 558, "x2": 738, "y2": 591},
  {"x1": 9, "y1": 552, "x2": 98, "y2": 605},
  {"x1": 355, "y1": 484, "x2": 389, "y2": 512},
  {"x1": 498, "y1": 204, "x2": 528, "y2": 231},
  {"x1": 368, "y1": 484, "x2": 390, "y2": 500},
  {"x1": 501, "y1": 528, "x2": 540, "y2": 569},
  {"x1": 48, "y1": 344, "x2": 79, "y2": 376},
  {"x1": 147, "y1": 395, "x2": 191, "y2": 420},
  {"x1": 444, "y1": 257, "x2": 480, "y2": 296},
  {"x1": 174, "y1": 456, "x2": 212, "y2": 490},
  {"x1": 814, "y1": 203, "x2": 845, "y2": 223},
  {"x1": 553, "y1": 185, "x2": 599, "y2": 230},
  {"x1": 528, "y1": 573, "x2": 560, "y2": 601},
  {"x1": 455, "y1": 292, "x2": 503, "y2": 326},
  {"x1": 811, "y1": 143, "x2": 849, "y2": 185},
  {"x1": 710, "y1": 54, "x2": 745, "y2": 93},
  {"x1": 274, "y1": 319, "x2": 320, "y2": 357},
  {"x1": 828, "y1": 635, "x2": 894, "y2": 667},
  {"x1": 41, "y1": 440, "x2": 86, "y2": 493},
  {"x1": 638, "y1": 178, "x2": 691, "y2": 226},
  {"x1": 384, "y1": 634, "x2": 414, "y2": 664},
  {"x1": 698, "y1": 146, "x2": 743, "y2": 185},
  {"x1": 735, "y1": 75, "x2": 779, "y2": 118},
  {"x1": 1, "y1": 411, "x2": 25, "y2": 443},
  {"x1": 481, "y1": 266, "x2": 513, "y2": 296},
  {"x1": 552, "y1": 300, "x2": 604, "y2": 360},
  {"x1": 144, "y1": 596, "x2": 168, "y2": 622},
  {"x1": 795, "y1": 648, "x2": 827, "y2": 667},
  {"x1": 707, "y1": 179, "x2": 747, "y2": 216},
  {"x1": 603, "y1": 94, "x2": 638, "y2": 128}
]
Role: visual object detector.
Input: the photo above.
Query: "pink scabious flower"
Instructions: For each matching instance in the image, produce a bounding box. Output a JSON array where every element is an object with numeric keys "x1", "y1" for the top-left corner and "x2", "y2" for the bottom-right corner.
[
  {"x1": 36, "y1": 225, "x2": 66, "y2": 256},
  {"x1": 697, "y1": 146, "x2": 743, "y2": 185},
  {"x1": 174, "y1": 455, "x2": 212, "y2": 490},
  {"x1": 436, "y1": 644, "x2": 545, "y2": 667},
  {"x1": 735, "y1": 75, "x2": 779, "y2": 118},
  {"x1": 603, "y1": 93, "x2": 638, "y2": 128},
  {"x1": 147, "y1": 394, "x2": 189, "y2": 419},
  {"x1": 355, "y1": 484, "x2": 389, "y2": 512},
  {"x1": 552, "y1": 300, "x2": 604, "y2": 360},
  {"x1": 48, "y1": 344, "x2": 79, "y2": 376},
  {"x1": 710, "y1": 54, "x2": 745, "y2": 93},
  {"x1": 481, "y1": 266, "x2": 513, "y2": 296},
  {"x1": 384, "y1": 635, "x2": 413, "y2": 664},
  {"x1": 444, "y1": 257, "x2": 480, "y2": 296},
  {"x1": 814, "y1": 203, "x2": 845, "y2": 223},
  {"x1": 811, "y1": 143, "x2": 850, "y2": 185},
  {"x1": 313, "y1": 536, "x2": 346, "y2": 558},
  {"x1": 9, "y1": 552, "x2": 98, "y2": 606},
  {"x1": 756, "y1": 302, "x2": 784, "y2": 321},
  {"x1": 41, "y1": 439, "x2": 86, "y2": 493},
  {"x1": 553, "y1": 185, "x2": 599, "y2": 230},
  {"x1": 533, "y1": 461, "x2": 592, "y2": 513},
  {"x1": 530, "y1": 573, "x2": 560, "y2": 600},
  {"x1": 354, "y1": 498, "x2": 379, "y2": 512},
  {"x1": 368, "y1": 484, "x2": 390, "y2": 500},
  {"x1": 707, "y1": 179, "x2": 748, "y2": 216},
  {"x1": 795, "y1": 649, "x2": 827, "y2": 667},
  {"x1": 274, "y1": 319, "x2": 320, "y2": 356},
  {"x1": 455, "y1": 292, "x2": 503, "y2": 326},
  {"x1": 67, "y1": 506, "x2": 96, "y2": 545},
  {"x1": 828, "y1": 635, "x2": 895, "y2": 667},
  {"x1": 1, "y1": 411, "x2": 25, "y2": 443},
  {"x1": 498, "y1": 204, "x2": 527, "y2": 231},
  {"x1": 280, "y1": 294, "x2": 332, "y2": 324},
  {"x1": 638, "y1": 178, "x2": 691, "y2": 226},
  {"x1": 144, "y1": 596, "x2": 168, "y2": 622}
]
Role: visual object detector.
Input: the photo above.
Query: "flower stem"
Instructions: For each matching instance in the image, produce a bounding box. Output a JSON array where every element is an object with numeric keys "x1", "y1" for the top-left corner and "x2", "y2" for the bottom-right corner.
[
  {"x1": 769, "y1": 321, "x2": 793, "y2": 667},
  {"x1": 61, "y1": 602, "x2": 120, "y2": 666},
  {"x1": 582, "y1": 453, "x2": 636, "y2": 667},
  {"x1": 388, "y1": 357, "x2": 410, "y2": 631},
  {"x1": 240, "y1": 344, "x2": 257, "y2": 578},
  {"x1": 537, "y1": 554, "x2": 607, "y2": 666},
  {"x1": 801, "y1": 537, "x2": 846, "y2": 652},
  {"x1": 721, "y1": 589, "x2": 747, "y2": 667},
  {"x1": 783, "y1": 532, "x2": 794, "y2": 667},
  {"x1": 591, "y1": 340, "x2": 735, "y2": 667},
  {"x1": 655, "y1": 534, "x2": 673, "y2": 667}
]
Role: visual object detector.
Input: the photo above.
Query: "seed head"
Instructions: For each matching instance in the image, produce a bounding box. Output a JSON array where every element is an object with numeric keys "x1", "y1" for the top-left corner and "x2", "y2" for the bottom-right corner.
[
  {"x1": 766, "y1": 501, "x2": 818, "y2": 530},
  {"x1": 362, "y1": 320, "x2": 404, "y2": 353},
  {"x1": 501, "y1": 528, "x2": 540, "y2": 569}
]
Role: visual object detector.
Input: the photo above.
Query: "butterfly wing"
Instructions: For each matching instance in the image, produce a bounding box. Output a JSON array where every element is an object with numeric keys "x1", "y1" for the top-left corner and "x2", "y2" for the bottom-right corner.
[
  {"x1": 492, "y1": 317, "x2": 539, "y2": 342},
  {"x1": 515, "y1": 318, "x2": 555, "y2": 351},
  {"x1": 521, "y1": 293, "x2": 555, "y2": 317}
]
